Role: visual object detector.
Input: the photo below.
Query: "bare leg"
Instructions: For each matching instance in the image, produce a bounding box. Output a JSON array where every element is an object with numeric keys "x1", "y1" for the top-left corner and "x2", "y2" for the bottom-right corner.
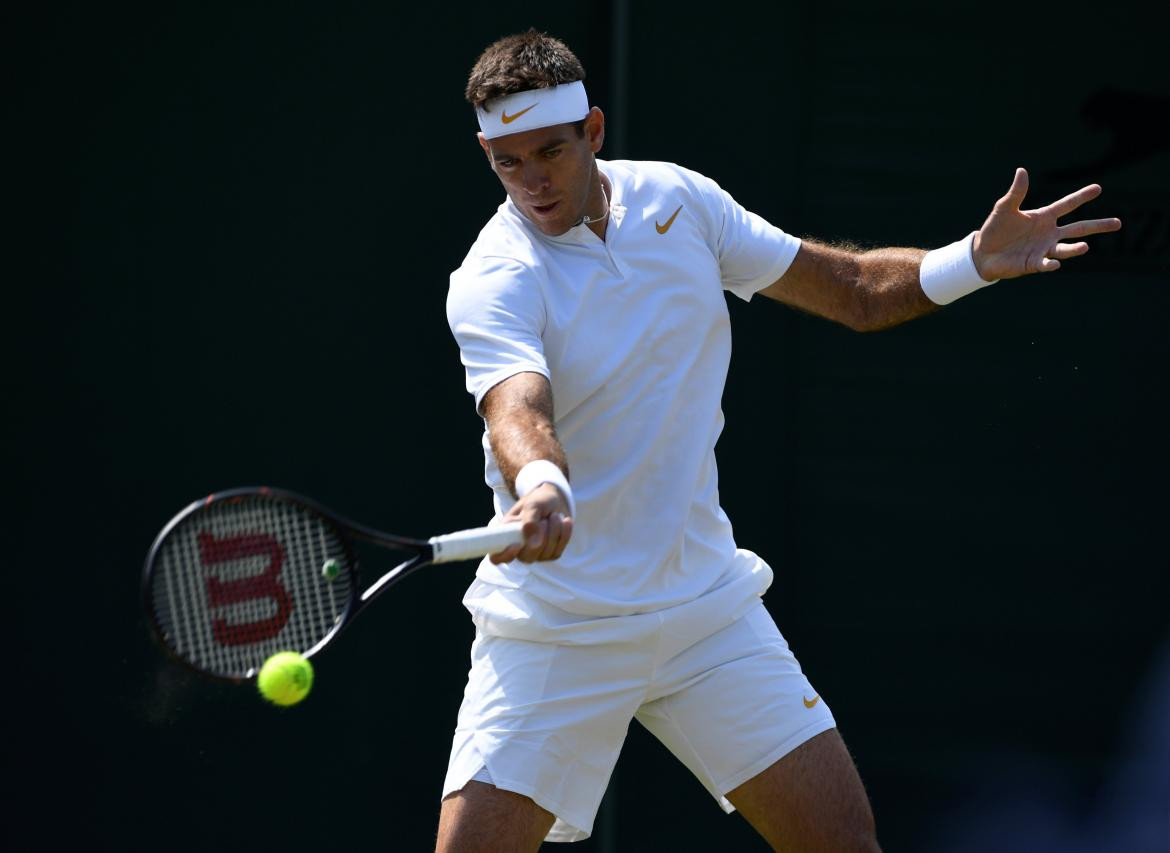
[
  {"x1": 436, "y1": 780, "x2": 556, "y2": 853},
  {"x1": 726, "y1": 729, "x2": 880, "y2": 852}
]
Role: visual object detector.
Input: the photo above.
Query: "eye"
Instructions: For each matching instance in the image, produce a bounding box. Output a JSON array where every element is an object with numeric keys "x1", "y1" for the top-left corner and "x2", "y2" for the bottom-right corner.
[
  {"x1": 498, "y1": 158, "x2": 518, "y2": 169},
  {"x1": 543, "y1": 148, "x2": 562, "y2": 160}
]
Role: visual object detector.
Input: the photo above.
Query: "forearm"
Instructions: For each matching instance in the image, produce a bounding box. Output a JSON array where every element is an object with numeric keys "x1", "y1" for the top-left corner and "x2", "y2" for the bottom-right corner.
[
  {"x1": 852, "y1": 245, "x2": 936, "y2": 332},
  {"x1": 760, "y1": 240, "x2": 937, "y2": 332},
  {"x1": 481, "y1": 372, "x2": 570, "y2": 497},
  {"x1": 479, "y1": 371, "x2": 574, "y2": 564}
]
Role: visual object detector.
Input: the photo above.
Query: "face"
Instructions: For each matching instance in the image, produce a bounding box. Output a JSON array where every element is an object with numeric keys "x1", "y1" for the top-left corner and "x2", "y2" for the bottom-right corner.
[{"x1": 478, "y1": 107, "x2": 606, "y2": 236}]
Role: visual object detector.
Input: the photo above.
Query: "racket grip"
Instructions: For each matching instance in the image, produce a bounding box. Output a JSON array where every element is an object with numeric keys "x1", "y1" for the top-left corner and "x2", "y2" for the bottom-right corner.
[{"x1": 429, "y1": 522, "x2": 525, "y2": 564}]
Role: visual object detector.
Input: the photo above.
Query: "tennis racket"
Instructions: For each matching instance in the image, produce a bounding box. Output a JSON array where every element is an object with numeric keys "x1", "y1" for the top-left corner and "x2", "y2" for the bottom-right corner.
[{"x1": 142, "y1": 486, "x2": 522, "y2": 681}]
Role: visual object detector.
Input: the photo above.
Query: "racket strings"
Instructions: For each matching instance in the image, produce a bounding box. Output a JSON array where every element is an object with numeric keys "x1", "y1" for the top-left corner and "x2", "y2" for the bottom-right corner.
[{"x1": 149, "y1": 496, "x2": 355, "y2": 678}]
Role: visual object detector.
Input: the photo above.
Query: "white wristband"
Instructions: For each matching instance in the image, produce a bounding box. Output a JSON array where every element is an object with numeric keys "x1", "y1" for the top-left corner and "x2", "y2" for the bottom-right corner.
[
  {"x1": 515, "y1": 459, "x2": 576, "y2": 519},
  {"x1": 920, "y1": 232, "x2": 997, "y2": 306}
]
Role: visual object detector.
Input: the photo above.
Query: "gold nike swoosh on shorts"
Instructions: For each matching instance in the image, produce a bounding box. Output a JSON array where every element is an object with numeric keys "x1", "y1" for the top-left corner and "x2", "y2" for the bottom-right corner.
[
  {"x1": 655, "y1": 204, "x2": 684, "y2": 234},
  {"x1": 803, "y1": 695, "x2": 820, "y2": 709},
  {"x1": 501, "y1": 103, "x2": 538, "y2": 124}
]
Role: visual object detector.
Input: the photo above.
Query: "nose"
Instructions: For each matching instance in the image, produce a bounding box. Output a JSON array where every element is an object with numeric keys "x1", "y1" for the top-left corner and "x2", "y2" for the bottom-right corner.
[{"x1": 521, "y1": 161, "x2": 550, "y2": 195}]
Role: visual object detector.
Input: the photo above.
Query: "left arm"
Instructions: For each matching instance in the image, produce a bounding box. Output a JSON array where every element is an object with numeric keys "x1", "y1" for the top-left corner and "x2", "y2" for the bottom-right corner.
[
  {"x1": 758, "y1": 241, "x2": 932, "y2": 332},
  {"x1": 758, "y1": 168, "x2": 1122, "y2": 332}
]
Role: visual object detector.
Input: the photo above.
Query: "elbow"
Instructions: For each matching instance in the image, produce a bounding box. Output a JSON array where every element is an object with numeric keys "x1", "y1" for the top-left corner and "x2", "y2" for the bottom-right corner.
[
  {"x1": 844, "y1": 288, "x2": 882, "y2": 333},
  {"x1": 847, "y1": 312, "x2": 892, "y2": 333},
  {"x1": 838, "y1": 259, "x2": 883, "y2": 333},
  {"x1": 844, "y1": 313, "x2": 879, "y2": 333},
  {"x1": 844, "y1": 280, "x2": 908, "y2": 333}
]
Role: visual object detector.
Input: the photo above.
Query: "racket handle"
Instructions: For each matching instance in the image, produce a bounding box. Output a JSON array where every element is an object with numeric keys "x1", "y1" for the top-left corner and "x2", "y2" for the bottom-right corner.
[{"x1": 429, "y1": 522, "x2": 525, "y2": 564}]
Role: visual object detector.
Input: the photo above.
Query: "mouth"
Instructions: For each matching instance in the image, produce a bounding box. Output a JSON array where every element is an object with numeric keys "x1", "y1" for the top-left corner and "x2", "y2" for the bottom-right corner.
[{"x1": 530, "y1": 200, "x2": 560, "y2": 217}]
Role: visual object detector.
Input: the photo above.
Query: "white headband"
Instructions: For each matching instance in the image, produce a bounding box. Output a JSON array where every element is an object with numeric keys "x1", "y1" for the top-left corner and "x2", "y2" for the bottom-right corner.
[{"x1": 476, "y1": 81, "x2": 589, "y2": 139}]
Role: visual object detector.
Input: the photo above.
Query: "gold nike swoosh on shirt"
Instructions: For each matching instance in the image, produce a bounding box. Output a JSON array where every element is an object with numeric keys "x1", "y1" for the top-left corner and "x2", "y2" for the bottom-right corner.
[
  {"x1": 655, "y1": 204, "x2": 684, "y2": 234},
  {"x1": 501, "y1": 103, "x2": 538, "y2": 124},
  {"x1": 803, "y1": 695, "x2": 820, "y2": 709}
]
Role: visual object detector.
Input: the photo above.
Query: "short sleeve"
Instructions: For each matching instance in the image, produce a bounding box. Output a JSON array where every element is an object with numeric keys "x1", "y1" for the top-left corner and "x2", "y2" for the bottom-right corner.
[
  {"x1": 446, "y1": 256, "x2": 549, "y2": 412},
  {"x1": 692, "y1": 172, "x2": 802, "y2": 301}
]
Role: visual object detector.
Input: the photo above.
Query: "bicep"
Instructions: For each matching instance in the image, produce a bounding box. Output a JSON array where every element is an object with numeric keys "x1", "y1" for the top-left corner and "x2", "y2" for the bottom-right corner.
[{"x1": 447, "y1": 259, "x2": 549, "y2": 413}]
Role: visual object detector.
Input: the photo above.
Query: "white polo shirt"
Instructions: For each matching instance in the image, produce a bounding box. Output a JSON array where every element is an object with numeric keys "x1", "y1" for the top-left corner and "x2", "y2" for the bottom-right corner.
[{"x1": 447, "y1": 159, "x2": 801, "y2": 641}]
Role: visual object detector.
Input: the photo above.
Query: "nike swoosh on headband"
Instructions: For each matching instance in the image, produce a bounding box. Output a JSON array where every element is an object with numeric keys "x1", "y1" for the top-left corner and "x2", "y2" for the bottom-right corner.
[{"x1": 501, "y1": 104, "x2": 538, "y2": 124}]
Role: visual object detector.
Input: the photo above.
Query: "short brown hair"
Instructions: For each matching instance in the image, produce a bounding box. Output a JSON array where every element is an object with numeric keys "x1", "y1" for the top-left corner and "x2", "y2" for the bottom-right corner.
[{"x1": 465, "y1": 29, "x2": 586, "y2": 111}]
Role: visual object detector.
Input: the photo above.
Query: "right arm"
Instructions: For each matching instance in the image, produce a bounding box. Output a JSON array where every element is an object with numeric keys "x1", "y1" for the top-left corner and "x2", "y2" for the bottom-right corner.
[{"x1": 481, "y1": 371, "x2": 573, "y2": 565}]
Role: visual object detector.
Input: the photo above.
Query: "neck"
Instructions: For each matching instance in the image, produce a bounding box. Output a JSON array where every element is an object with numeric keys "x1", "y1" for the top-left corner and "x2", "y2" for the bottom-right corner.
[{"x1": 579, "y1": 173, "x2": 611, "y2": 239}]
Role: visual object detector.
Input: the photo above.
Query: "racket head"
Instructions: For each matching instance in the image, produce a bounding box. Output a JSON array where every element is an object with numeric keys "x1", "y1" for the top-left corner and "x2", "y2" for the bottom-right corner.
[{"x1": 142, "y1": 487, "x2": 360, "y2": 681}]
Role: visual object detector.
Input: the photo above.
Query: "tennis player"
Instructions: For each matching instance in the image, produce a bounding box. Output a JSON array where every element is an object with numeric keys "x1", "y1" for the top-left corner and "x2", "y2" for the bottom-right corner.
[{"x1": 438, "y1": 30, "x2": 1120, "y2": 852}]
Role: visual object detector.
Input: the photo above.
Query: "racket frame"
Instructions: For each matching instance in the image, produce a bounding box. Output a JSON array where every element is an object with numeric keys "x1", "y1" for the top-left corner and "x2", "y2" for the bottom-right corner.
[{"x1": 142, "y1": 486, "x2": 455, "y2": 682}]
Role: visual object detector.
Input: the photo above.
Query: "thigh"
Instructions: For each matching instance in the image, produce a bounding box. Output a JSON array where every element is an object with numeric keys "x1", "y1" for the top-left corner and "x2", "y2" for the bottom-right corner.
[
  {"x1": 443, "y1": 632, "x2": 651, "y2": 842},
  {"x1": 436, "y1": 780, "x2": 555, "y2": 853},
  {"x1": 636, "y1": 603, "x2": 837, "y2": 806},
  {"x1": 726, "y1": 728, "x2": 879, "y2": 852}
]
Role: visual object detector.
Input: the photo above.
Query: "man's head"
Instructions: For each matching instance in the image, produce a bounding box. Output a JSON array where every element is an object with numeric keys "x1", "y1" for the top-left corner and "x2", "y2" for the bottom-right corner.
[
  {"x1": 467, "y1": 30, "x2": 606, "y2": 236},
  {"x1": 465, "y1": 29, "x2": 586, "y2": 113}
]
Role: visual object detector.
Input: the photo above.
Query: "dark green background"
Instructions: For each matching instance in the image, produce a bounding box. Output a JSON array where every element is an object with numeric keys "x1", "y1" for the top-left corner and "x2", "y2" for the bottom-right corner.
[{"x1": 9, "y1": 2, "x2": 1167, "y2": 850}]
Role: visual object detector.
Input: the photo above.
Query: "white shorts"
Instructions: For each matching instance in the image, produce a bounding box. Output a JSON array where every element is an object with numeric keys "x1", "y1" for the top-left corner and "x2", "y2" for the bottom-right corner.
[{"x1": 442, "y1": 601, "x2": 836, "y2": 842}]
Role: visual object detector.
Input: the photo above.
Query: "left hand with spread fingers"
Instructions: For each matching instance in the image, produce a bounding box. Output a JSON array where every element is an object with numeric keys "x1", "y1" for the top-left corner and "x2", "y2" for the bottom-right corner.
[{"x1": 972, "y1": 167, "x2": 1122, "y2": 282}]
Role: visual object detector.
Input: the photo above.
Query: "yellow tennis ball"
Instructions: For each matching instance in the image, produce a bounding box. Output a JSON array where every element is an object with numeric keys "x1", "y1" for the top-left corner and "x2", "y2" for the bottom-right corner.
[{"x1": 257, "y1": 651, "x2": 314, "y2": 706}]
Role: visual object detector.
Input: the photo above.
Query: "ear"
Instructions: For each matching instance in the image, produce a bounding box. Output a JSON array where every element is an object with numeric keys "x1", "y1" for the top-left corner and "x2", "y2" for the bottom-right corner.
[
  {"x1": 477, "y1": 132, "x2": 493, "y2": 164},
  {"x1": 584, "y1": 107, "x2": 606, "y2": 154}
]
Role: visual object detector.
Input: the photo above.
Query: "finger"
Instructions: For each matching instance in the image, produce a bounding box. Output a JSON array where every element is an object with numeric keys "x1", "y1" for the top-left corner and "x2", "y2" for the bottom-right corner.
[
  {"x1": 491, "y1": 504, "x2": 538, "y2": 562},
  {"x1": 492, "y1": 514, "x2": 573, "y2": 563},
  {"x1": 1042, "y1": 184, "x2": 1102, "y2": 219},
  {"x1": 517, "y1": 517, "x2": 547, "y2": 562},
  {"x1": 1057, "y1": 217, "x2": 1122, "y2": 239},
  {"x1": 1047, "y1": 241, "x2": 1089, "y2": 261},
  {"x1": 996, "y1": 167, "x2": 1029, "y2": 211},
  {"x1": 490, "y1": 523, "x2": 544, "y2": 564},
  {"x1": 537, "y1": 513, "x2": 565, "y2": 561},
  {"x1": 560, "y1": 515, "x2": 573, "y2": 553},
  {"x1": 547, "y1": 513, "x2": 573, "y2": 560},
  {"x1": 490, "y1": 542, "x2": 523, "y2": 564},
  {"x1": 1036, "y1": 256, "x2": 1061, "y2": 273}
]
